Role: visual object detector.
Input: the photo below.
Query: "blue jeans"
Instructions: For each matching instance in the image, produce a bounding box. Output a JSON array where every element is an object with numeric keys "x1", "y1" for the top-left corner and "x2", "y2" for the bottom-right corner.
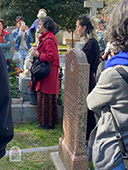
[
  {"x1": 16, "y1": 49, "x2": 28, "y2": 71},
  {"x1": 20, "y1": 49, "x2": 29, "y2": 66},
  {"x1": 95, "y1": 162, "x2": 125, "y2": 170}
]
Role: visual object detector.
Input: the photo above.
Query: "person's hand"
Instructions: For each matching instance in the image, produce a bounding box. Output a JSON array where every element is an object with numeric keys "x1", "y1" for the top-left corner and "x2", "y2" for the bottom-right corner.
[
  {"x1": 25, "y1": 25, "x2": 29, "y2": 31},
  {"x1": 65, "y1": 47, "x2": 73, "y2": 57},
  {"x1": 7, "y1": 41, "x2": 10, "y2": 44},
  {"x1": 32, "y1": 48, "x2": 39, "y2": 57},
  {"x1": 67, "y1": 47, "x2": 73, "y2": 54},
  {"x1": 19, "y1": 25, "x2": 25, "y2": 31}
]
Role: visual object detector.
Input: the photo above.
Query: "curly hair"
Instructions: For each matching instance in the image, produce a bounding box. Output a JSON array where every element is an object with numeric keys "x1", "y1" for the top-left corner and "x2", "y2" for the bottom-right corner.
[
  {"x1": 39, "y1": 16, "x2": 57, "y2": 33},
  {"x1": 106, "y1": 0, "x2": 128, "y2": 53}
]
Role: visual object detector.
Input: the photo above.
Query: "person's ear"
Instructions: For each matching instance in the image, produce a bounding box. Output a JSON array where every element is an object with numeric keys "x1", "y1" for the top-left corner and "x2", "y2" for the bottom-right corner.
[{"x1": 83, "y1": 25, "x2": 86, "y2": 32}]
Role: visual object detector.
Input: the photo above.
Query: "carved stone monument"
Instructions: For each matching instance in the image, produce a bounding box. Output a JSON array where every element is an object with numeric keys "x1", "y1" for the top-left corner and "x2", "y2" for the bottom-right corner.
[
  {"x1": 59, "y1": 50, "x2": 89, "y2": 170},
  {"x1": 84, "y1": 0, "x2": 104, "y2": 16},
  {"x1": 5, "y1": 26, "x2": 17, "y2": 56}
]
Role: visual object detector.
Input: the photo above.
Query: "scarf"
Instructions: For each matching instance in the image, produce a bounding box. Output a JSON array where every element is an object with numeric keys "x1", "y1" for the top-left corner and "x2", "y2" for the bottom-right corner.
[{"x1": 105, "y1": 51, "x2": 128, "y2": 69}]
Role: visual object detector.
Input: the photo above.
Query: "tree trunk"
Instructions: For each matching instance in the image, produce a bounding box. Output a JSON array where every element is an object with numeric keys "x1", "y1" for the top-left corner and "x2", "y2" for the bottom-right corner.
[{"x1": 71, "y1": 30, "x2": 74, "y2": 48}]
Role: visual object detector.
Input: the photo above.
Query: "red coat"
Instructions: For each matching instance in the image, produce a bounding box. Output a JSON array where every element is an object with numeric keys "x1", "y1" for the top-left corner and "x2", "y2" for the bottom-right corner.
[{"x1": 34, "y1": 31, "x2": 60, "y2": 94}]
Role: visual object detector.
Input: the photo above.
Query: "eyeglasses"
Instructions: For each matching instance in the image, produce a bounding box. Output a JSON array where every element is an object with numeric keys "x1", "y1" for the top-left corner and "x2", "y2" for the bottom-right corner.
[{"x1": 16, "y1": 16, "x2": 23, "y2": 19}]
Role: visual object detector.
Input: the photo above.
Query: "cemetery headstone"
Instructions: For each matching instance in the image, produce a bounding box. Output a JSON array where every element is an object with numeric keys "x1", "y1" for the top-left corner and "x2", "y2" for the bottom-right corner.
[
  {"x1": 84, "y1": 0, "x2": 104, "y2": 16},
  {"x1": 59, "y1": 50, "x2": 90, "y2": 170},
  {"x1": 75, "y1": 37, "x2": 85, "y2": 51},
  {"x1": 5, "y1": 26, "x2": 17, "y2": 56}
]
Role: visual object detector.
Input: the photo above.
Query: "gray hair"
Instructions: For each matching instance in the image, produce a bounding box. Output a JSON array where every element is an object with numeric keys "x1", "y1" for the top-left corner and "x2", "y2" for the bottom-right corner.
[{"x1": 106, "y1": 0, "x2": 128, "y2": 53}]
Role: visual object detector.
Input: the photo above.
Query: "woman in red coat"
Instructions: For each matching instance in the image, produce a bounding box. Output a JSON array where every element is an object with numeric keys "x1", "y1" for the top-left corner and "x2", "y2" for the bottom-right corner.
[{"x1": 32, "y1": 16, "x2": 59, "y2": 129}]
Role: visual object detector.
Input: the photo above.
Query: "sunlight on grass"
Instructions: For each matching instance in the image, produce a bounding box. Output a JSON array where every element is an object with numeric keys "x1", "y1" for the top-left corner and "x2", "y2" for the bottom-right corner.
[
  {"x1": 0, "y1": 151, "x2": 56, "y2": 170},
  {"x1": 5, "y1": 119, "x2": 94, "y2": 170},
  {"x1": 7, "y1": 120, "x2": 63, "y2": 151}
]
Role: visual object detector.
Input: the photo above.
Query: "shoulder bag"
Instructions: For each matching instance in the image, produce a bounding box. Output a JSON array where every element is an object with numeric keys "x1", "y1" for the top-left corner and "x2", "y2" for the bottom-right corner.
[
  {"x1": 30, "y1": 37, "x2": 56, "y2": 90},
  {"x1": 112, "y1": 67, "x2": 128, "y2": 170},
  {"x1": 13, "y1": 32, "x2": 25, "y2": 63}
]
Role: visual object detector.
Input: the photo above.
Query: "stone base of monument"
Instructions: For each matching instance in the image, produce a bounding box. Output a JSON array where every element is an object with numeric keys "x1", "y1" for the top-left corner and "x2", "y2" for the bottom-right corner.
[
  {"x1": 50, "y1": 152, "x2": 66, "y2": 170},
  {"x1": 11, "y1": 101, "x2": 37, "y2": 123},
  {"x1": 59, "y1": 137, "x2": 88, "y2": 170},
  {"x1": 19, "y1": 73, "x2": 31, "y2": 101}
]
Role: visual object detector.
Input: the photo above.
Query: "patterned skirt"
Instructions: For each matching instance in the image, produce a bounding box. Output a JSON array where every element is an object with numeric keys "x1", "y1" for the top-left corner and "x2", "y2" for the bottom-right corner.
[{"x1": 37, "y1": 92, "x2": 59, "y2": 127}]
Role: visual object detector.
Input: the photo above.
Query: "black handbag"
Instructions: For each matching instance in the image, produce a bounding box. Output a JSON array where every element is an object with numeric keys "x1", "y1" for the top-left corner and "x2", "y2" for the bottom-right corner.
[
  {"x1": 31, "y1": 57, "x2": 51, "y2": 81},
  {"x1": 30, "y1": 37, "x2": 56, "y2": 90}
]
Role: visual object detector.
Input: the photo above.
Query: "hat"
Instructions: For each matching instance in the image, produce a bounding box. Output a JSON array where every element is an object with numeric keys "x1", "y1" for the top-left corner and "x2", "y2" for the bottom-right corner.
[
  {"x1": 99, "y1": 19, "x2": 104, "y2": 24},
  {"x1": 37, "y1": 10, "x2": 47, "y2": 19}
]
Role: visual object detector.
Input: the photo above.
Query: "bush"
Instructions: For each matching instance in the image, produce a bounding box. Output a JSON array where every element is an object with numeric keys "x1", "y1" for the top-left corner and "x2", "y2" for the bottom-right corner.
[{"x1": 9, "y1": 72, "x2": 21, "y2": 98}]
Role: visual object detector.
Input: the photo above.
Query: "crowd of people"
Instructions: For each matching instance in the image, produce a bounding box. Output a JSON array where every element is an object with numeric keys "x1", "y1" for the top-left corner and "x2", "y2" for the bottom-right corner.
[{"x1": 0, "y1": 1, "x2": 128, "y2": 169}]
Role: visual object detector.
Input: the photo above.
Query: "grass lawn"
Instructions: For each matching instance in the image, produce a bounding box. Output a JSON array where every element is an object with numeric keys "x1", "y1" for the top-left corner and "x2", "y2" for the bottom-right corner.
[
  {"x1": 7, "y1": 121, "x2": 63, "y2": 151},
  {"x1": 58, "y1": 45, "x2": 68, "y2": 49},
  {"x1": 0, "y1": 151, "x2": 56, "y2": 170},
  {"x1": 0, "y1": 121, "x2": 62, "y2": 170},
  {"x1": 3, "y1": 119, "x2": 94, "y2": 170}
]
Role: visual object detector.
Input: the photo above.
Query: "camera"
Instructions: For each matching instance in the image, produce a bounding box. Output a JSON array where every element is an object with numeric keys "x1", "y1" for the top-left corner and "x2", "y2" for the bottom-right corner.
[{"x1": 21, "y1": 22, "x2": 25, "y2": 26}]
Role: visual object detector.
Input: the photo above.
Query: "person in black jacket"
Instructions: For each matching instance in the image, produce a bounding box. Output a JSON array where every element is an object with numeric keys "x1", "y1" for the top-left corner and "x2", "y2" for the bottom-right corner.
[
  {"x1": 0, "y1": 46, "x2": 14, "y2": 158},
  {"x1": 76, "y1": 14, "x2": 100, "y2": 140}
]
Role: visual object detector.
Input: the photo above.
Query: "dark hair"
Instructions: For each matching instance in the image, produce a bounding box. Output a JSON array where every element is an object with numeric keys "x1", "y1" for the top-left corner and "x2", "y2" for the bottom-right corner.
[
  {"x1": 16, "y1": 16, "x2": 24, "y2": 23},
  {"x1": 0, "y1": 19, "x2": 4, "y2": 27},
  {"x1": 106, "y1": 0, "x2": 128, "y2": 53},
  {"x1": 99, "y1": 19, "x2": 104, "y2": 24},
  {"x1": 77, "y1": 14, "x2": 95, "y2": 37},
  {"x1": 39, "y1": 16, "x2": 57, "y2": 33}
]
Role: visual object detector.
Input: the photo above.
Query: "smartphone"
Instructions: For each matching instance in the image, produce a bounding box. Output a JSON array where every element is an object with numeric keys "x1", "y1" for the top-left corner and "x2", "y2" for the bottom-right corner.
[{"x1": 21, "y1": 22, "x2": 25, "y2": 26}]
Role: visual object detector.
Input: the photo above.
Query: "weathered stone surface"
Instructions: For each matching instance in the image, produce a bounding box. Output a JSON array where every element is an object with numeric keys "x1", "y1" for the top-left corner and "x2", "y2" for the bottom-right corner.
[
  {"x1": 59, "y1": 50, "x2": 89, "y2": 170},
  {"x1": 5, "y1": 26, "x2": 17, "y2": 56},
  {"x1": 11, "y1": 104, "x2": 23, "y2": 123},
  {"x1": 11, "y1": 101, "x2": 37, "y2": 123},
  {"x1": 11, "y1": 96, "x2": 23, "y2": 104},
  {"x1": 19, "y1": 73, "x2": 31, "y2": 101},
  {"x1": 84, "y1": 0, "x2": 103, "y2": 16},
  {"x1": 23, "y1": 101, "x2": 37, "y2": 123}
]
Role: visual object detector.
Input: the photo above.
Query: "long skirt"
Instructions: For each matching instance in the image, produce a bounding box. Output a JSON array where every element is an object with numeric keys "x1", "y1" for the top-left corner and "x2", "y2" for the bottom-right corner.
[{"x1": 37, "y1": 92, "x2": 59, "y2": 127}]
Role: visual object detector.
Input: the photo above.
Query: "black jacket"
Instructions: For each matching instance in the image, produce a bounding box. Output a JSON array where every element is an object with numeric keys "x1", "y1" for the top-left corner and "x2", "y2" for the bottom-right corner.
[
  {"x1": 0, "y1": 47, "x2": 14, "y2": 158},
  {"x1": 82, "y1": 38, "x2": 100, "y2": 92}
]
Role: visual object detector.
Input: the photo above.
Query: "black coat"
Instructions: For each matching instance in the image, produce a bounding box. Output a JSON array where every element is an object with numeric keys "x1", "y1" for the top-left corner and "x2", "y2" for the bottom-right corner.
[
  {"x1": 0, "y1": 47, "x2": 14, "y2": 158},
  {"x1": 82, "y1": 38, "x2": 100, "y2": 140},
  {"x1": 82, "y1": 38, "x2": 100, "y2": 92}
]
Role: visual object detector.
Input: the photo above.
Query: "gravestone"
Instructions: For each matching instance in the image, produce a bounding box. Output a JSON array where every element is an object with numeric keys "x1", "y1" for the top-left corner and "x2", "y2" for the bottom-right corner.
[
  {"x1": 75, "y1": 37, "x2": 85, "y2": 51},
  {"x1": 84, "y1": 0, "x2": 104, "y2": 16},
  {"x1": 59, "y1": 50, "x2": 89, "y2": 170},
  {"x1": 19, "y1": 73, "x2": 31, "y2": 101},
  {"x1": 5, "y1": 26, "x2": 17, "y2": 56}
]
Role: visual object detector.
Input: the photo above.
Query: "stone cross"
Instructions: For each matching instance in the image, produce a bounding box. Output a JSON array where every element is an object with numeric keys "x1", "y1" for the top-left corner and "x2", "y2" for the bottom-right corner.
[
  {"x1": 84, "y1": 0, "x2": 104, "y2": 16},
  {"x1": 59, "y1": 50, "x2": 90, "y2": 170}
]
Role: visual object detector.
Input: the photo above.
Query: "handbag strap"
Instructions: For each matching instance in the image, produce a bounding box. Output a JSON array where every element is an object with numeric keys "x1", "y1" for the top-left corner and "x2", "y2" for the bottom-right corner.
[
  {"x1": 37, "y1": 37, "x2": 57, "y2": 51},
  {"x1": 115, "y1": 67, "x2": 128, "y2": 84},
  {"x1": 111, "y1": 112, "x2": 128, "y2": 169},
  {"x1": 112, "y1": 67, "x2": 128, "y2": 169},
  {"x1": 20, "y1": 31, "x2": 25, "y2": 47}
]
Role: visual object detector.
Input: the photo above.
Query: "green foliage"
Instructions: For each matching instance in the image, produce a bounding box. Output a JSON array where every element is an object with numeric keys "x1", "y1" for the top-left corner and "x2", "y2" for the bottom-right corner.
[
  {"x1": 0, "y1": 0, "x2": 88, "y2": 32},
  {"x1": 9, "y1": 72, "x2": 20, "y2": 98}
]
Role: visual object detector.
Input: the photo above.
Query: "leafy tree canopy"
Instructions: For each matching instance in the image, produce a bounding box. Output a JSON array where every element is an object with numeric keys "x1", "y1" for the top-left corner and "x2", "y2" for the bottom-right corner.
[{"x1": 0, "y1": 0, "x2": 88, "y2": 32}]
